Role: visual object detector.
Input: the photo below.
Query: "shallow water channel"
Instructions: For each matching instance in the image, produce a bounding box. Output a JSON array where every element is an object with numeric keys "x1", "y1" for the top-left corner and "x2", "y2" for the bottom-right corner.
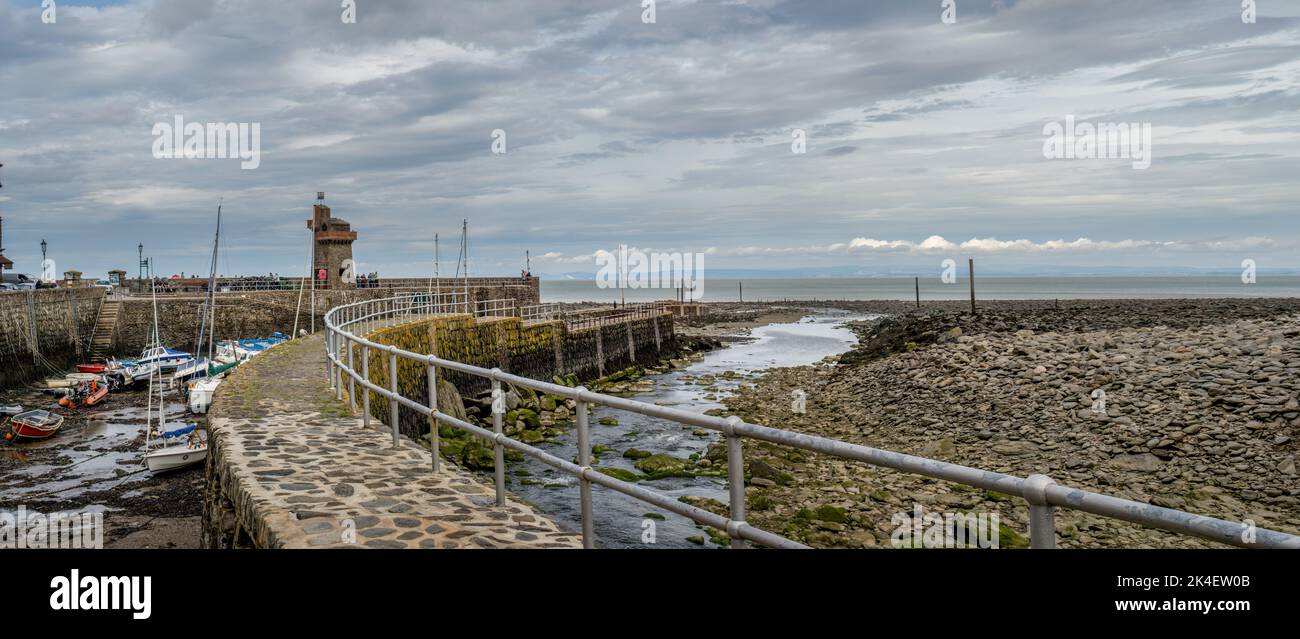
[{"x1": 502, "y1": 309, "x2": 870, "y2": 548}]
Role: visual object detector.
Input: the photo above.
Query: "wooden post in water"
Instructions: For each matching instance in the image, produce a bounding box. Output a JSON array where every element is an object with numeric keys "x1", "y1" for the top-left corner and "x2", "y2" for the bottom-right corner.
[
  {"x1": 968, "y1": 258, "x2": 976, "y2": 315},
  {"x1": 739, "y1": 282, "x2": 743, "y2": 303},
  {"x1": 914, "y1": 277, "x2": 920, "y2": 309}
]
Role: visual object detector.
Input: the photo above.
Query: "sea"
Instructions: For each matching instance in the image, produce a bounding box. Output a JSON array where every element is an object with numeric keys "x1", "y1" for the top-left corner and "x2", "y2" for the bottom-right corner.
[{"x1": 540, "y1": 276, "x2": 1300, "y2": 303}]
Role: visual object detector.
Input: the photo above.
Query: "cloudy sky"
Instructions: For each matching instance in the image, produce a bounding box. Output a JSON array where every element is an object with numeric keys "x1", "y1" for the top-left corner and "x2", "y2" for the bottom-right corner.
[{"x1": 0, "y1": 0, "x2": 1298, "y2": 279}]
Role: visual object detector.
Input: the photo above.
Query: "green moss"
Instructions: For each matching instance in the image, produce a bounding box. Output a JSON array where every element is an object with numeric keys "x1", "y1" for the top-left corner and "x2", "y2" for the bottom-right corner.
[
  {"x1": 634, "y1": 454, "x2": 690, "y2": 476},
  {"x1": 597, "y1": 467, "x2": 641, "y2": 482},
  {"x1": 998, "y1": 523, "x2": 1030, "y2": 549},
  {"x1": 798, "y1": 505, "x2": 847, "y2": 524}
]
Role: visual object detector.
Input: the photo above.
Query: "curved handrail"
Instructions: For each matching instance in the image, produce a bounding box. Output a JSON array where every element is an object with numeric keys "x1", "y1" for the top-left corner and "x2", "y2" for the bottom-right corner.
[{"x1": 322, "y1": 295, "x2": 1300, "y2": 550}]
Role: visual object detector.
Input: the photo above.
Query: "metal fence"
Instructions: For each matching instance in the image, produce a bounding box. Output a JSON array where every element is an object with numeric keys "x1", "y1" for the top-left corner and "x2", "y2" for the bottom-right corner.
[
  {"x1": 114, "y1": 277, "x2": 537, "y2": 296},
  {"x1": 323, "y1": 295, "x2": 1300, "y2": 550}
]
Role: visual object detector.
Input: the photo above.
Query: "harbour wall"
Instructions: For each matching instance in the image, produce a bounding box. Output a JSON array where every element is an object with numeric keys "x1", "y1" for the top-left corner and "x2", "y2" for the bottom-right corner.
[
  {"x1": 0, "y1": 288, "x2": 105, "y2": 388},
  {"x1": 358, "y1": 313, "x2": 676, "y2": 441},
  {"x1": 110, "y1": 282, "x2": 541, "y2": 356}
]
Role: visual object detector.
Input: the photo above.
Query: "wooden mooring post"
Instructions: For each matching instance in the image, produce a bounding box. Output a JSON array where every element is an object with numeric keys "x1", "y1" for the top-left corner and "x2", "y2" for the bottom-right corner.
[
  {"x1": 968, "y1": 258, "x2": 976, "y2": 315},
  {"x1": 914, "y1": 276, "x2": 920, "y2": 309}
]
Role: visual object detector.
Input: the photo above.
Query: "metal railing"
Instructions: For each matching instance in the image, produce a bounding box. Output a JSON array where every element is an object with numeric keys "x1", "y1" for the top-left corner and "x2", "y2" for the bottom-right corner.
[
  {"x1": 114, "y1": 276, "x2": 537, "y2": 296},
  {"x1": 519, "y1": 303, "x2": 563, "y2": 323},
  {"x1": 561, "y1": 302, "x2": 672, "y2": 331},
  {"x1": 323, "y1": 295, "x2": 1300, "y2": 550}
]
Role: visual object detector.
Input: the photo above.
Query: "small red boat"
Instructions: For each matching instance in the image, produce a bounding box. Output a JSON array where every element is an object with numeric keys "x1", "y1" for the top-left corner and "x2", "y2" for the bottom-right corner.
[
  {"x1": 77, "y1": 363, "x2": 108, "y2": 374},
  {"x1": 5, "y1": 410, "x2": 65, "y2": 441}
]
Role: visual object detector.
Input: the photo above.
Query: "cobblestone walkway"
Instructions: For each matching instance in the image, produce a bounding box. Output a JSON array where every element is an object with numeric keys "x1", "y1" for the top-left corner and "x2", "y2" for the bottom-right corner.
[{"x1": 208, "y1": 334, "x2": 582, "y2": 549}]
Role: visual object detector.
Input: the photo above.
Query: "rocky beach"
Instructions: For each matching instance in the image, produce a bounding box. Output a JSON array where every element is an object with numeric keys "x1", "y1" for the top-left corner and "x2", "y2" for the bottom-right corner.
[{"x1": 714, "y1": 298, "x2": 1300, "y2": 548}]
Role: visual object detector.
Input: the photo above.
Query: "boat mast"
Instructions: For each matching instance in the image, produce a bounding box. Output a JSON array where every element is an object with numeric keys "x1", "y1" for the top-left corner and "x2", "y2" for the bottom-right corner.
[
  {"x1": 208, "y1": 201, "x2": 222, "y2": 363},
  {"x1": 461, "y1": 220, "x2": 468, "y2": 311}
]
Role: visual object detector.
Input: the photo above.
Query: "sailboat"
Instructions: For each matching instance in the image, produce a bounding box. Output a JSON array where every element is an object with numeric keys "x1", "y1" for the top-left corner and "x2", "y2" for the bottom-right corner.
[
  {"x1": 182, "y1": 201, "x2": 236, "y2": 414},
  {"x1": 141, "y1": 276, "x2": 209, "y2": 472}
]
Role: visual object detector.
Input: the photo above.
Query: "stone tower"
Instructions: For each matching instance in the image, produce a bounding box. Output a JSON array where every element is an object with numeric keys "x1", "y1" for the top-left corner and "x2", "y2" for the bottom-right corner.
[{"x1": 306, "y1": 198, "x2": 358, "y2": 289}]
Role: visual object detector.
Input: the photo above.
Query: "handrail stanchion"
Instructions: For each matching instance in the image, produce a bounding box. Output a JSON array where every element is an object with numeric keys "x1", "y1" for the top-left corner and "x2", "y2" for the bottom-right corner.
[
  {"x1": 338, "y1": 332, "x2": 348, "y2": 402},
  {"x1": 1024, "y1": 474, "x2": 1057, "y2": 549},
  {"x1": 388, "y1": 347, "x2": 400, "y2": 448},
  {"x1": 362, "y1": 345, "x2": 371, "y2": 428},
  {"x1": 490, "y1": 374, "x2": 506, "y2": 506},
  {"x1": 346, "y1": 333, "x2": 356, "y2": 412},
  {"x1": 724, "y1": 416, "x2": 747, "y2": 549},
  {"x1": 427, "y1": 358, "x2": 440, "y2": 473},
  {"x1": 575, "y1": 387, "x2": 595, "y2": 548},
  {"x1": 326, "y1": 330, "x2": 335, "y2": 390}
]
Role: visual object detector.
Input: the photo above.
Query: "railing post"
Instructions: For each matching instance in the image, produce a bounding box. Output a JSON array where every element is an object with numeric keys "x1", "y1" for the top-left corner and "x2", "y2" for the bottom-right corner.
[
  {"x1": 574, "y1": 387, "x2": 595, "y2": 548},
  {"x1": 490, "y1": 373, "x2": 506, "y2": 507},
  {"x1": 388, "y1": 347, "x2": 400, "y2": 448},
  {"x1": 427, "y1": 358, "x2": 439, "y2": 473},
  {"x1": 362, "y1": 345, "x2": 371, "y2": 428},
  {"x1": 326, "y1": 329, "x2": 335, "y2": 389},
  {"x1": 724, "y1": 416, "x2": 748, "y2": 549},
  {"x1": 332, "y1": 331, "x2": 342, "y2": 400},
  {"x1": 346, "y1": 333, "x2": 356, "y2": 412},
  {"x1": 1023, "y1": 474, "x2": 1057, "y2": 549}
]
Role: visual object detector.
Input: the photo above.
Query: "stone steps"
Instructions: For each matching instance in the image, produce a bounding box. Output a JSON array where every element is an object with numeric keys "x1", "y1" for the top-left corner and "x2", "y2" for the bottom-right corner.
[{"x1": 88, "y1": 299, "x2": 121, "y2": 361}]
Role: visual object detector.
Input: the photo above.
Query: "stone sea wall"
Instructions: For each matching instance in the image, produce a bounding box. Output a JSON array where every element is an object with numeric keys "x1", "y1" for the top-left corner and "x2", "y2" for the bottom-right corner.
[
  {"x1": 0, "y1": 288, "x2": 105, "y2": 388},
  {"x1": 358, "y1": 313, "x2": 676, "y2": 442},
  {"x1": 112, "y1": 281, "x2": 542, "y2": 356}
]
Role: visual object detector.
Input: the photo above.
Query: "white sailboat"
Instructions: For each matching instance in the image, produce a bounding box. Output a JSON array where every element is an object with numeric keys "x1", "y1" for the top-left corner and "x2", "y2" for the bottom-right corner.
[
  {"x1": 141, "y1": 252, "x2": 209, "y2": 473},
  {"x1": 185, "y1": 201, "x2": 231, "y2": 415}
]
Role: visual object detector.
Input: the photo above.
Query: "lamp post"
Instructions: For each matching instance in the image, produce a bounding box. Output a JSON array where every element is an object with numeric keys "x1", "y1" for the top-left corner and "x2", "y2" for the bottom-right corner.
[{"x1": 40, "y1": 239, "x2": 48, "y2": 286}]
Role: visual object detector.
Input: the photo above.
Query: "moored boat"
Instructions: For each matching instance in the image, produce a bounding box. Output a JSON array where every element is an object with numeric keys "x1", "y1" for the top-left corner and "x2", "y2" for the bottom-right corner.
[
  {"x1": 137, "y1": 346, "x2": 194, "y2": 371},
  {"x1": 5, "y1": 410, "x2": 65, "y2": 441},
  {"x1": 144, "y1": 425, "x2": 209, "y2": 472},
  {"x1": 58, "y1": 382, "x2": 109, "y2": 409},
  {"x1": 76, "y1": 363, "x2": 108, "y2": 374},
  {"x1": 0, "y1": 405, "x2": 22, "y2": 416},
  {"x1": 187, "y1": 377, "x2": 222, "y2": 414}
]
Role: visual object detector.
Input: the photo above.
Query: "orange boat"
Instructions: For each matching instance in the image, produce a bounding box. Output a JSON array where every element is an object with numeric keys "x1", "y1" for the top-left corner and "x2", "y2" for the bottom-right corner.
[
  {"x1": 77, "y1": 363, "x2": 108, "y2": 374},
  {"x1": 58, "y1": 381, "x2": 108, "y2": 409}
]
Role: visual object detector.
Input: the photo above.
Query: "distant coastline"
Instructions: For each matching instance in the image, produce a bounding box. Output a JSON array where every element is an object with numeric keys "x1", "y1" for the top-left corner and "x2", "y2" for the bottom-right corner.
[{"x1": 540, "y1": 275, "x2": 1300, "y2": 303}]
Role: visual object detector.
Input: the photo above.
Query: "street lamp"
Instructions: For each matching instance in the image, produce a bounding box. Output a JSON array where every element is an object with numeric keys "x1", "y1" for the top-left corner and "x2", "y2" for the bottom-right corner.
[{"x1": 41, "y1": 238, "x2": 47, "y2": 261}]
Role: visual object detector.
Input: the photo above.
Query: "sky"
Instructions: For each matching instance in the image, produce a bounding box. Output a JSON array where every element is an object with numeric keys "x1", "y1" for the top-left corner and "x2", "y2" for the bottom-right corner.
[{"x1": 0, "y1": 0, "x2": 1298, "y2": 279}]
